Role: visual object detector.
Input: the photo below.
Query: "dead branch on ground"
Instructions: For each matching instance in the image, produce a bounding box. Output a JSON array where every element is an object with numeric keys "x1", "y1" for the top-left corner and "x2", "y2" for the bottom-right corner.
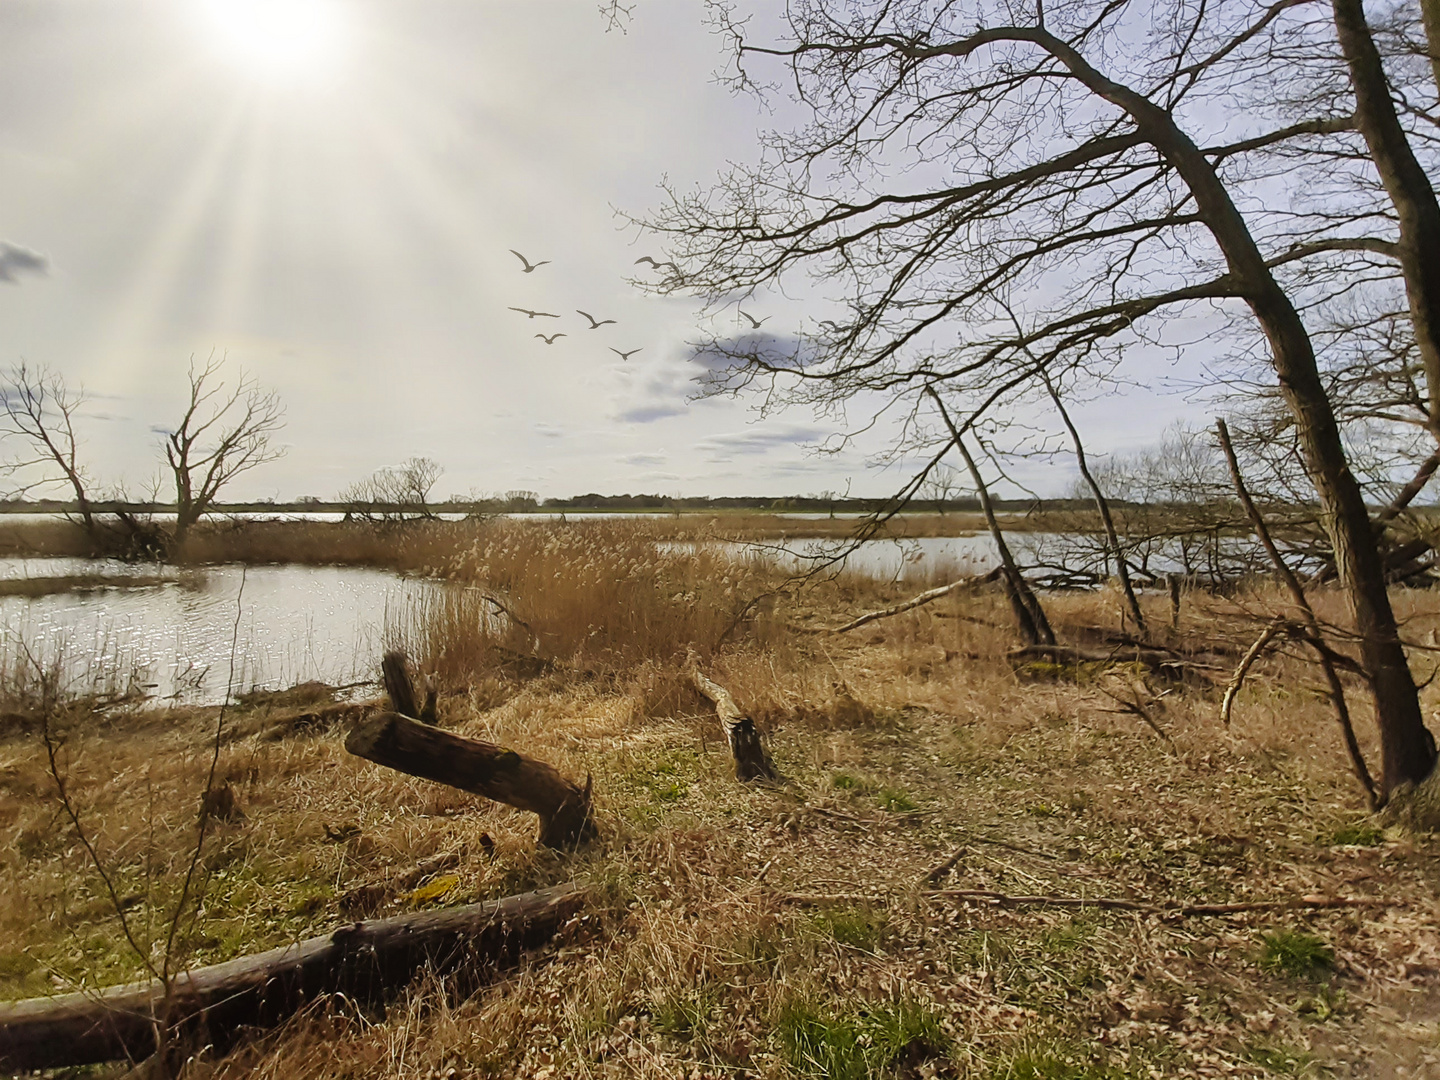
[{"x1": 816, "y1": 567, "x2": 1002, "y2": 633}]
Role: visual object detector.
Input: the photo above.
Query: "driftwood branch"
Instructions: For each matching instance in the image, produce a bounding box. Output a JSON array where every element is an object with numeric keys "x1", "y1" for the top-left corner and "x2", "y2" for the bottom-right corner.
[
  {"x1": 689, "y1": 667, "x2": 778, "y2": 782},
  {"x1": 345, "y1": 712, "x2": 595, "y2": 847},
  {"x1": 819, "y1": 568, "x2": 1002, "y2": 633},
  {"x1": 0, "y1": 882, "x2": 586, "y2": 1072}
]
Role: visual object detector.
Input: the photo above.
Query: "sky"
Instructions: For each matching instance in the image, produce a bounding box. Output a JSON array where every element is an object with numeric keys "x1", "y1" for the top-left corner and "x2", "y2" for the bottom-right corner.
[{"x1": 0, "y1": 0, "x2": 1207, "y2": 503}]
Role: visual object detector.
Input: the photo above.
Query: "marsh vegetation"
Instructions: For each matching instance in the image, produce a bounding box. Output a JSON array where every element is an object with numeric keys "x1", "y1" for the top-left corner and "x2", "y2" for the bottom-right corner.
[{"x1": 0, "y1": 516, "x2": 1437, "y2": 1077}]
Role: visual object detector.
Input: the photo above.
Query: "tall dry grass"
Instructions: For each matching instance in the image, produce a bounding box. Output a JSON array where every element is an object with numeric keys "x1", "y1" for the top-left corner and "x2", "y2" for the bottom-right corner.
[{"x1": 388, "y1": 520, "x2": 791, "y2": 677}]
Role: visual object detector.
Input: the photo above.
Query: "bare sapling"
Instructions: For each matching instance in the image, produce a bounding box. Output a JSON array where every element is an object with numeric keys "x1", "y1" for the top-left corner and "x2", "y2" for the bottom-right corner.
[
  {"x1": 1216, "y1": 420, "x2": 1378, "y2": 808},
  {"x1": 17, "y1": 570, "x2": 248, "y2": 1075}
]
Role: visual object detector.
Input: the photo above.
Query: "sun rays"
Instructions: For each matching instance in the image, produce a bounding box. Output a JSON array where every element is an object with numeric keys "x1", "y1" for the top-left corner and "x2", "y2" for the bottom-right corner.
[{"x1": 199, "y1": 0, "x2": 350, "y2": 81}]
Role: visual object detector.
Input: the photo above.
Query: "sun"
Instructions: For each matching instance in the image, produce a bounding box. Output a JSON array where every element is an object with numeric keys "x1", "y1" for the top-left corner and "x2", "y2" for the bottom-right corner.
[{"x1": 201, "y1": 0, "x2": 348, "y2": 81}]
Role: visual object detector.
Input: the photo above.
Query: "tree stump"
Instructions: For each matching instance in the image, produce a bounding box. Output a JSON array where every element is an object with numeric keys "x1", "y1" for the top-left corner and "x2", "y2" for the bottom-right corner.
[{"x1": 690, "y1": 668, "x2": 778, "y2": 782}]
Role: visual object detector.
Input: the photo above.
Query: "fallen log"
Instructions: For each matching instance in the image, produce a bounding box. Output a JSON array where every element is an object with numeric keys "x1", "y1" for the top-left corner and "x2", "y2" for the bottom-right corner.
[
  {"x1": 1009, "y1": 643, "x2": 1223, "y2": 683},
  {"x1": 345, "y1": 712, "x2": 595, "y2": 848},
  {"x1": 690, "y1": 668, "x2": 778, "y2": 782},
  {"x1": 0, "y1": 882, "x2": 586, "y2": 1073},
  {"x1": 817, "y1": 568, "x2": 1003, "y2": 633}
]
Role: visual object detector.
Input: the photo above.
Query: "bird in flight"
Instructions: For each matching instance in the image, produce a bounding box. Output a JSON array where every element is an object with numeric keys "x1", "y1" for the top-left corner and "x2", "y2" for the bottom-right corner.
[
  {"x1": 634, "y1": 256, "x2": 679, "y2": 274},
  {"x1": 536, "y1": 333, "x2": 566, "y2": 345},
  {"x1": 610, "y1": 347, "x2": 642, "y2": 362},
  {"x1": 576, "y1": 309, "x2": 617, "y2": 329},
  {"x1": 739, "y1": 310, "x2": 771, "y2": 329},
  {"x1": 509, "y1": 249, "x2": 550, "y2": 273},
  {"x1": 509, "y1": 306, "x2": 560, "y2": 319}
]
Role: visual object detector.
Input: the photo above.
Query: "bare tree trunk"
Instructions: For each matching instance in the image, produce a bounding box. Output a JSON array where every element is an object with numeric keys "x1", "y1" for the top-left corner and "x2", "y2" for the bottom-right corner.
[
  {"x1": 925, "y1": 388, "x2": 1054, "y2": 647},
  {"x1": 1332, "y1": 0, "x2": 1440, "y2": 438},
  {"x1": 1042, "y1": 372, "x2": 1146, "y2": 636},
  {"x1": 1423, "y1": 0, "x2": 1440, "y2": 93},
  {"x1": 1216, "y1": 420, "x2": 1379, "y2": 807},
  {"x1": 1078, "y1": 49, "x2": 1435, "y2": 798},
  {"x1": 345, "y1": 713, "x2": 595, "y2": 847}
]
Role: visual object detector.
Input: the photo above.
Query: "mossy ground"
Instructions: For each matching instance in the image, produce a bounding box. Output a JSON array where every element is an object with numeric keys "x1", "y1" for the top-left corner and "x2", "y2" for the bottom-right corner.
[{"x1": 2, "y1": 559, "x2": 1440, "y2": 1078}]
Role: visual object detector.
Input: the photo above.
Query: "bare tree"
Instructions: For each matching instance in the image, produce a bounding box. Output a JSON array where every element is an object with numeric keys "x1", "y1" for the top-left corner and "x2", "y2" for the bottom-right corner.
[
  {"x1": 337, "y1": 457, "x2": 444, "y2": 521},
  {"x1": 163, "y1": 356, "x2": 285, "y2": 548},
  {"x1": 394, "y1": 456, "x2": 444, "y2": 518},
  {"x1": 919, "y1": 462, "x2": 964, "y2": 515},
  {"x1": 645, "y1": 0, "x2": 1438, "y2": 799},
  {"x1": 0, "y1": 362, "x2": 96, "y2": 533}
]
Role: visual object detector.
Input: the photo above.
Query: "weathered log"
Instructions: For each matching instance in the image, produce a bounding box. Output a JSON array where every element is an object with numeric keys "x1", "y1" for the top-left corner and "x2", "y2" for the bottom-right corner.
[
  {"x1": 345, "y1": 711, "x2": 595, "y2": 847},
  {"x1": 690, "y1": 669, "x2": 778, "y2": 782},
  {"x1": 0, "y1": 882, "x2": 586, "y2": 1072}
]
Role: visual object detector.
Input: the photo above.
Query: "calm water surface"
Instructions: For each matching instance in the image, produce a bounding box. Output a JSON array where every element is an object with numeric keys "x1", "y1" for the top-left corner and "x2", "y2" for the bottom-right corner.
[{"x1": 0, "y1": 560, "x2": 441, "y2": 704}]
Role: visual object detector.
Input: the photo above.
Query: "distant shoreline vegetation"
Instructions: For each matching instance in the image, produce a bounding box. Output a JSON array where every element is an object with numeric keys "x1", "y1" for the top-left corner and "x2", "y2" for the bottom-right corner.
[{"x1": 0, "y1": 494, "x2": 1385, "y2": 516}]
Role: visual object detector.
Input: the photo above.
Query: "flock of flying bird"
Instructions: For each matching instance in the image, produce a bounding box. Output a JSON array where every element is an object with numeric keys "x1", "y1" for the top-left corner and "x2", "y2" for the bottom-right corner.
[{"x1": 505, "y1": 248, "x2": 769, "y2": 360}]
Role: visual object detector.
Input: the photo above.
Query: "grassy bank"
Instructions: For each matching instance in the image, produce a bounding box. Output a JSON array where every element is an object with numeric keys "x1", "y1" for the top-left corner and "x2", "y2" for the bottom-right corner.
[{"x1": 0, "y1": 524, "x2": 1437, "y2": 1077}]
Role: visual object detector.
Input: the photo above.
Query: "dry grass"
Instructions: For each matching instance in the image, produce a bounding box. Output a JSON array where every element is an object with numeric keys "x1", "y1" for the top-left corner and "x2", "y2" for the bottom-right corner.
[{"x1": 2, "y1": 532, "x2": 1440, "y2": 1078}]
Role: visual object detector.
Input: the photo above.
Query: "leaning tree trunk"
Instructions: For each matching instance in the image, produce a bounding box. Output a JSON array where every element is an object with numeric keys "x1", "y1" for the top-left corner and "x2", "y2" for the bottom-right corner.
[
  {"x1": 1332, "y1": 0, "x2": 1440, "y2": 441},
  {"x1": 1042, "y1": 372, "x2": 1146, "y2": 636},
  {"x1": 923, "y1": 386, "x2": 1053, "y2": 645},
  {"x1": 1042, "y1": 38, "x2": 1439, "y2": 799}
]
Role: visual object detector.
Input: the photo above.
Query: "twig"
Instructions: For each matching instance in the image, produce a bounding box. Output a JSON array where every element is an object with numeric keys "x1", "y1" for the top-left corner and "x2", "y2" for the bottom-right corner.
[
  {"x1": 1094, "y1": 679, "x2": 1176, "y2": 751},
  {"x1": 163, "y1": 567, "x2": 246, "y2": 983},
  {"x1": 31, "y1": 642, "x2": 161, "y2": 986},
  {"x1": 923, "y1": 845, "x2": 968, "y2": 885}
]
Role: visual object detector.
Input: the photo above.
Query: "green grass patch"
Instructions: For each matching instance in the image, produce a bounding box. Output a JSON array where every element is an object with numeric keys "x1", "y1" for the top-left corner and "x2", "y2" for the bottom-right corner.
[
  {"x1": 1258, "y1": 929, "x2": 1334, "y2": 978},
  {"x1": 808, "y1": 905, "x2": 887, "y2": 951},
  {"x1": 989, "y1": 1035, "x2": 1132, "y2": 1079},
  {"x1": 1329, "y1": 820, "x2": 1383, "y2": 847},
  {"x1": 650, "y1": 987, "x2": 715, "y2": 1040},
  {"x1": 876, "y1": 787, "x2": 917, "y2": 812},
  {"x1": 773, "y1": 996, "x2": 948, "y2": 1079},
  {"x1": 1243, "y1": 1040, "x2": 1318, "y2": 1075}
]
